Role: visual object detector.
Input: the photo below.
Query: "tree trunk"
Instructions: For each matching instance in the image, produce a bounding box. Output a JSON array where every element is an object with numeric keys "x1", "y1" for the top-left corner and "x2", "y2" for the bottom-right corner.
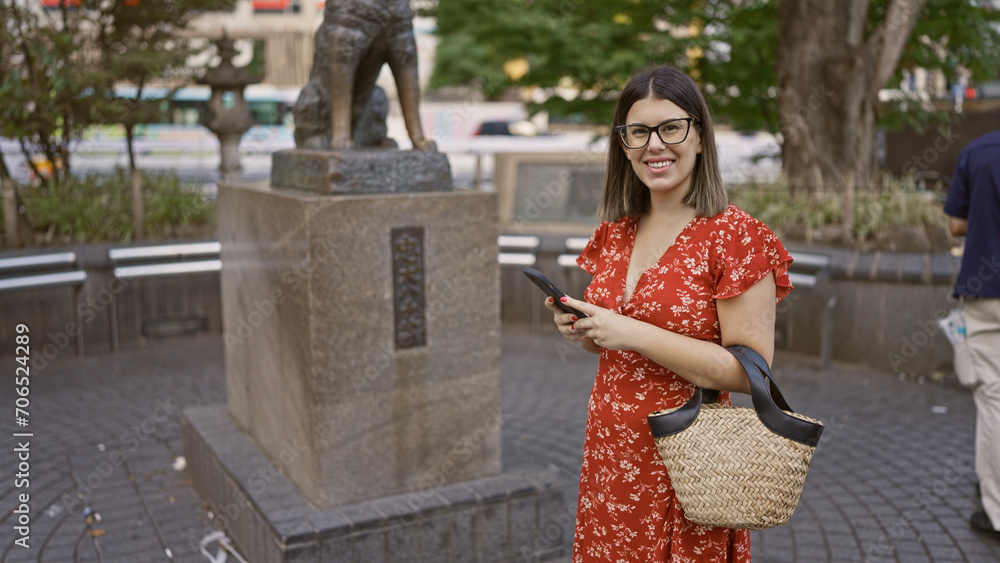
[
  {"x1": 126, "y1": 124, "x2": 144, "y2": 240},
  {"x1": 0, "y1": 151, "x2": 35, "y2": 248},
  {"x1": 1, "y1": 152, "x2": 20, "y2": 248},
  {"x1": 776, "y1": 0, "x2": 926, "y2": 237}
]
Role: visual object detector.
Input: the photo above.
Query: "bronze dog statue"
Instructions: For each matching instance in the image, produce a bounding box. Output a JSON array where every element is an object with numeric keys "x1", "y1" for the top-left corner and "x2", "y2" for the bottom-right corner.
[{"x1": 293, "y1": 0, "x2": 435, "y2": 152}]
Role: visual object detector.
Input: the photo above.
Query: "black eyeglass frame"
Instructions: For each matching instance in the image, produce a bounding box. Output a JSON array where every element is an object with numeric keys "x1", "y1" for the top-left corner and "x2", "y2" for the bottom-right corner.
[{"x1": 614, "y1": 117, "x2": 696, "y2": 149}]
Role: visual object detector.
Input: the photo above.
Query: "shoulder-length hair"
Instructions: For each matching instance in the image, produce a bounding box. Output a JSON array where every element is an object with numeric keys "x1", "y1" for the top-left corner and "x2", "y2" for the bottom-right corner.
[{"x1": 598, "y1": 65, "x2": 728, "y2": 222}]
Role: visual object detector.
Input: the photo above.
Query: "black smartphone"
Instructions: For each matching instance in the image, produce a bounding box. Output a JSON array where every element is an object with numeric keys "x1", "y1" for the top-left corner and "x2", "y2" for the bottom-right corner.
[{"x1": 522, "y1": 267, "x2": 589, "y2": 318}]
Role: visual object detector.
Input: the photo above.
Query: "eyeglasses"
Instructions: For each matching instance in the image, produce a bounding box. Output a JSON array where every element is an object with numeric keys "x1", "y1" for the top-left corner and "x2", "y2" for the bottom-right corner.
[{"x1": 615, "y1": 117, "x2": 695, "y2": 149}]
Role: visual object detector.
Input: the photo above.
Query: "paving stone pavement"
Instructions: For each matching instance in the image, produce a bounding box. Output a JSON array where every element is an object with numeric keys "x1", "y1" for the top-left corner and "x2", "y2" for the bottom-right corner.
[{"x1": 1, "y1": 328, "x2": 999, "y2": 562}]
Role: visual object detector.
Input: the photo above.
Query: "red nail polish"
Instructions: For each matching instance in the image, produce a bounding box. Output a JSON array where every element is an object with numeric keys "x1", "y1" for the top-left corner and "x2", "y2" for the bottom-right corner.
[
  {"x1": 572, "y1": 316, "x2": 578, "y2": 321},
  {"x1": 560, "y1": 297, "x2": 567, "y2": 302}
]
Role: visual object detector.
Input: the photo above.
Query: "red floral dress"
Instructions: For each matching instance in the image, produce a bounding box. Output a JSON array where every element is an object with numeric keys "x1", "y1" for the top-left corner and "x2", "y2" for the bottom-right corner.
[{"x1": 573, "y1": 204, "x2": 793, "y2": 562}]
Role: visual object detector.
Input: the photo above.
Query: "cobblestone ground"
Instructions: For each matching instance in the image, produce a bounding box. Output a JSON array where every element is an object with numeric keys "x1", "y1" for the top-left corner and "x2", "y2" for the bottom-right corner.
[{"x1": 1, "y1": 329, "x2": 998, "y2": 562}]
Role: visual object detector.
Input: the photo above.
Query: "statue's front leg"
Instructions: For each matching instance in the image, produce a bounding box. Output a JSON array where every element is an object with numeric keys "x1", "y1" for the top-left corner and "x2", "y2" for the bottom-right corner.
[{"x1": 387, "y1": 28, "x2": 435, "y2": 152}]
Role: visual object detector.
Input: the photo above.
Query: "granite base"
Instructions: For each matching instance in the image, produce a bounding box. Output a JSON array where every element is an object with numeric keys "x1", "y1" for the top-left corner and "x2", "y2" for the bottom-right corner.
[
  {"x1": 182, "y1": 405, "x2": 566, "y2": 563},
  {"x1": 271, "y1": 148, "x2": 452, "y2": 194}
]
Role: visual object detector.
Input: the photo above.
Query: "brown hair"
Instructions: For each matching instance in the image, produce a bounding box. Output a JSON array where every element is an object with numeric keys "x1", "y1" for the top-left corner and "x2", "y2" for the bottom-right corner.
[{"x1": 598, "y1": 65, "x2": 728, "y2": 222}]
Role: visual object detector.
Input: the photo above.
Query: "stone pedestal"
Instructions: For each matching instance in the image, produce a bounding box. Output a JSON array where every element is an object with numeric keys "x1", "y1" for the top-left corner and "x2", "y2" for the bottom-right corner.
[
  {"x1": 215, "y1": 181, "x2": 501, "y2": 508},
  {"x1": 183, "y1": 171, "x2": 565, "y2": 561},
  {"x1": 183, "y1": 406, "x2": 565, "y2": 562}
]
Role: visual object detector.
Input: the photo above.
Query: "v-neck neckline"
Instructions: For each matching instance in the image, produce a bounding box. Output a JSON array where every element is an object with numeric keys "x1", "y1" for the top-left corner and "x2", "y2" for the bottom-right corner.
[{"x1": 620, "y1": 213, "x2": 701, "y2": 309}]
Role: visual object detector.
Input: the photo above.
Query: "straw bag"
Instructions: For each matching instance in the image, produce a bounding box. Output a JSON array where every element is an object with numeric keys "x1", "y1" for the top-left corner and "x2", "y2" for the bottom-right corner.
[{"x1": 647, "y1": 345, "x2": 824, "y2": 530}]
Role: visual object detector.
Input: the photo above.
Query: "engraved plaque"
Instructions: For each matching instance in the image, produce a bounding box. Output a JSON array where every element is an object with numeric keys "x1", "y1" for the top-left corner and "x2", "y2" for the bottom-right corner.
[{"x1": 391, "y1": 227, "x2": 427, "y2": 348}]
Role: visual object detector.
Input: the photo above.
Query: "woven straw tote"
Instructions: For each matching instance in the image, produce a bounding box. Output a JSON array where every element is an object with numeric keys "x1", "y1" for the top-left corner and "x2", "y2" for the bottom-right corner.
[{"x1": 647, "y1": 345, "x2": 824, "y2": 530}]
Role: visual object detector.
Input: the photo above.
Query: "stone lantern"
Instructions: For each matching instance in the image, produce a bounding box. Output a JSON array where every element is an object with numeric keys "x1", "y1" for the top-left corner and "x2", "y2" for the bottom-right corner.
[{"x1": 197, "y1": 35, "x2": 261, "y2": 185}]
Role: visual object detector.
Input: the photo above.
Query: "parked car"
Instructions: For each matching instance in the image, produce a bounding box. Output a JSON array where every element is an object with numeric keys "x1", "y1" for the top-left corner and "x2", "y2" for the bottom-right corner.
[{"x1": 474, "y1": 120, "x2": 540, "y2": 136}]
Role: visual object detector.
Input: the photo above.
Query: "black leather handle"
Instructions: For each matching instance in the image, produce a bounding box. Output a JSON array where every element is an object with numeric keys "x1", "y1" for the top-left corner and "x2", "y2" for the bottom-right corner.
[
  {"x1": 648, "y1": 386, "x2": 705, "y2": 436},
  {"x1": 727, "y1": 345, "x2": 823, "y2": 446},
  {"x1": 647, "y1": 345, "x2": 823, "y2": 447}
]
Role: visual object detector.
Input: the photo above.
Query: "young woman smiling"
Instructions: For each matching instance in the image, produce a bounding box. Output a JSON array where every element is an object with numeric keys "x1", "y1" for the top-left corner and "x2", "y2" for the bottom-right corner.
[{"x1": 545, "y1": 65, "x2": 794, "y2": 562}]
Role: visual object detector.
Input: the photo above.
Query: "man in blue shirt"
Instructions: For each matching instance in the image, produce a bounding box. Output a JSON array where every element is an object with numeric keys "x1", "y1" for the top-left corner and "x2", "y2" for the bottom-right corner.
[{"x1": 945, "y1": 129, "x2": 1000, "y2": 538}]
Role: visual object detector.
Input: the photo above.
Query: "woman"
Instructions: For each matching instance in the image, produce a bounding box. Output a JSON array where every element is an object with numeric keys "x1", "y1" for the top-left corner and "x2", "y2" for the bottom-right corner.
[{"x1": 545, "y1": 65, "x2": 793, "y2": 561}]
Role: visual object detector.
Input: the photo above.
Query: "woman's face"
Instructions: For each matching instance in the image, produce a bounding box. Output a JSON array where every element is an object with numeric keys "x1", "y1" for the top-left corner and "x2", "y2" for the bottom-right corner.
[{"x1": 621, "y1": 96, "x2": 702, "y2": 201}]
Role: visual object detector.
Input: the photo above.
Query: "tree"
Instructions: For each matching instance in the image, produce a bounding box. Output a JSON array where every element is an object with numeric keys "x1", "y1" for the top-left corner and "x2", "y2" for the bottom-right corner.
[
  {"x1": 0, "y1": 0, "x2": 101, "y2": 188},
  {"x1": 426, "y1": 0, "x2": 694, "y2": 127},
  {"x1": 87, "y1": 0, "x2": 234, "y2": 240},
  {"x1": 691, "y1": 0, "x2": 1000, "y2": 236},
  {"x1": 0, "y1": 0, "x2": 105, "y2": 247},
  {"x1": 428, "y1": 0, "x2": 1000, "y2": 230},
  {"x1": 776, "y1": 0, "x2": 925, "y2": 207},
  {"x1": 0, "y1": 0, "x2": 234, "y2": 244}
]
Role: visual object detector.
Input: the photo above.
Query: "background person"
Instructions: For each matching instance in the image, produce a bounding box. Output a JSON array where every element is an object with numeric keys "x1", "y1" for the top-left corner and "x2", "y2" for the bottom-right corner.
[
  {"x1": 545, "y1": 65, "x2": 793, "y2": 562},
  {"x1": 944, "y1": 129, "x2": 1000, "y2": 539}
]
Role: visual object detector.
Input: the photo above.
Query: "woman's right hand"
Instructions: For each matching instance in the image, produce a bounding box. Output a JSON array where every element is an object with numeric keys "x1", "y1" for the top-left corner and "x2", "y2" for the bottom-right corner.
[{"x1": 544, "y1": 296, "x2": 589, "y2": 342}]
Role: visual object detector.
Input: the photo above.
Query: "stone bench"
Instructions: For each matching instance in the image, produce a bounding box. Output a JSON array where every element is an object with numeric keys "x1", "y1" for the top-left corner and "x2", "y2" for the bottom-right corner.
[
  {"x1": 786, "y1": 251, "x2": 836, "y2": 369},
  {"x1": 498, "y1": 235, "x2": 542, "y2": 332},
  {"x1": 108, "y1": 241, "x2": 221, "y2": 353},
  {"x1": 0, "y1": 251, "x2": 87, "y2": 356}
]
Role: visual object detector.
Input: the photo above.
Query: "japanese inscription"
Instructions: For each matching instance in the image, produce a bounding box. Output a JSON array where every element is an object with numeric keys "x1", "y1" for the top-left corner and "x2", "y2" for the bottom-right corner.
[{"x1": 391, "y1": 227, "x2": 426, "y2": 349}]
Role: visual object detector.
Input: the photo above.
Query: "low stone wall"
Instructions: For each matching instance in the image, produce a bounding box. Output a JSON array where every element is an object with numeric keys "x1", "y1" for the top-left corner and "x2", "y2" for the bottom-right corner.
[
  {"x1": 1, "y1": 238, "x2": 968, "y2": 381},
  {"x1": 779, "y1": 243, "x2": 962, "y2": 379},
  {"x1": 0, "y1": 241, "x2": 222, "y2": 363},
  {"x1": 502, "y1": 237, "x2": 965, "y2": 381}
]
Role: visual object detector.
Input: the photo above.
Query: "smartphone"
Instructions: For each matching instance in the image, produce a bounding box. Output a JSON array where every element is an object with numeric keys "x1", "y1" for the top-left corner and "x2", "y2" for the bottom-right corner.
[{"x1": 522, "y1": 267, "x2": 589, "y2": 318}]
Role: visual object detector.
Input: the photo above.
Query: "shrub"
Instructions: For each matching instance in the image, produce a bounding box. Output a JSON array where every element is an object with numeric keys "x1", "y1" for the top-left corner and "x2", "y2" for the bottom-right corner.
[
  {"x1": 730, "y1": 178, "x2": 951, "y2": 250},
  {"x1": 2, "y1": 168, "x2": 215, "y2": 246}
]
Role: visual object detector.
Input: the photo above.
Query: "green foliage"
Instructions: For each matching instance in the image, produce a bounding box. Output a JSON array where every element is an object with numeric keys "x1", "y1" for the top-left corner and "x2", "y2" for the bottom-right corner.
[
  {"x1": 0, "y1": 0, "x2": 236, "y2": 171},
  {"x1": 85, "y1": 0, "x2": 236, "y2": 166},
  {"x1": 852, "y1": 183, "x2": 946, "y2": 242},
  {"x1": 689, "y1": 0, "x2": 1000, "y2": 135},
  {"x1": 729, "y1": 181, "x2": 842, "y2": 233},
  {"x1": 730, "y1": 179, "x2": 949, "y2": 246},
  {"x1": 5, "y1": 168, "x2": 215, "y2": 245},
  {"x1": 877, "y1": 0, "x2": 1000, "y2": 134},
  {"x1": 0, "y1": 2, "x2": 104, "y2": 184},
  {"x1": 892, "y1": 0, "x2": 1000, "y2": 81},
  {"x1": 427, "y1": 0, "x2": 693, "y2": 125},
  {"x1": 428, "y1": 0, "x2": 1000, "y2": 133},
  {"x1": 685, "y1": 1, "x2": 780, "y2": 134},
  {"x1": 0, "y1": 0, "x2": 235, "y2": 243}
]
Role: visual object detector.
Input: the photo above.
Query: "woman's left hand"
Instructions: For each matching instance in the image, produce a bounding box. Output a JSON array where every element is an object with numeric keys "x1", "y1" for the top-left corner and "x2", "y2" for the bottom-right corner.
[{"x1": 559, "y1": 296, "x2": 641, "y2": 351}]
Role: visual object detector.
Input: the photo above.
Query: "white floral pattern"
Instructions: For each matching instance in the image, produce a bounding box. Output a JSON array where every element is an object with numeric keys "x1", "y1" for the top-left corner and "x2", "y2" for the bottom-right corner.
[{"x1": 573, "y1": 204, "x2": 793, "y2": 562}]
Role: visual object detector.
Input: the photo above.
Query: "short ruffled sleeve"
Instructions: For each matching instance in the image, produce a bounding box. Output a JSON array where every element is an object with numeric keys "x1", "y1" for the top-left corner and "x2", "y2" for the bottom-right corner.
[
  {"x1": 712, "y1": 208, "x2": 794, "y2": 303},
  {"x1": 576, "y1": 221, "x2": 611, "y2": 275}
]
